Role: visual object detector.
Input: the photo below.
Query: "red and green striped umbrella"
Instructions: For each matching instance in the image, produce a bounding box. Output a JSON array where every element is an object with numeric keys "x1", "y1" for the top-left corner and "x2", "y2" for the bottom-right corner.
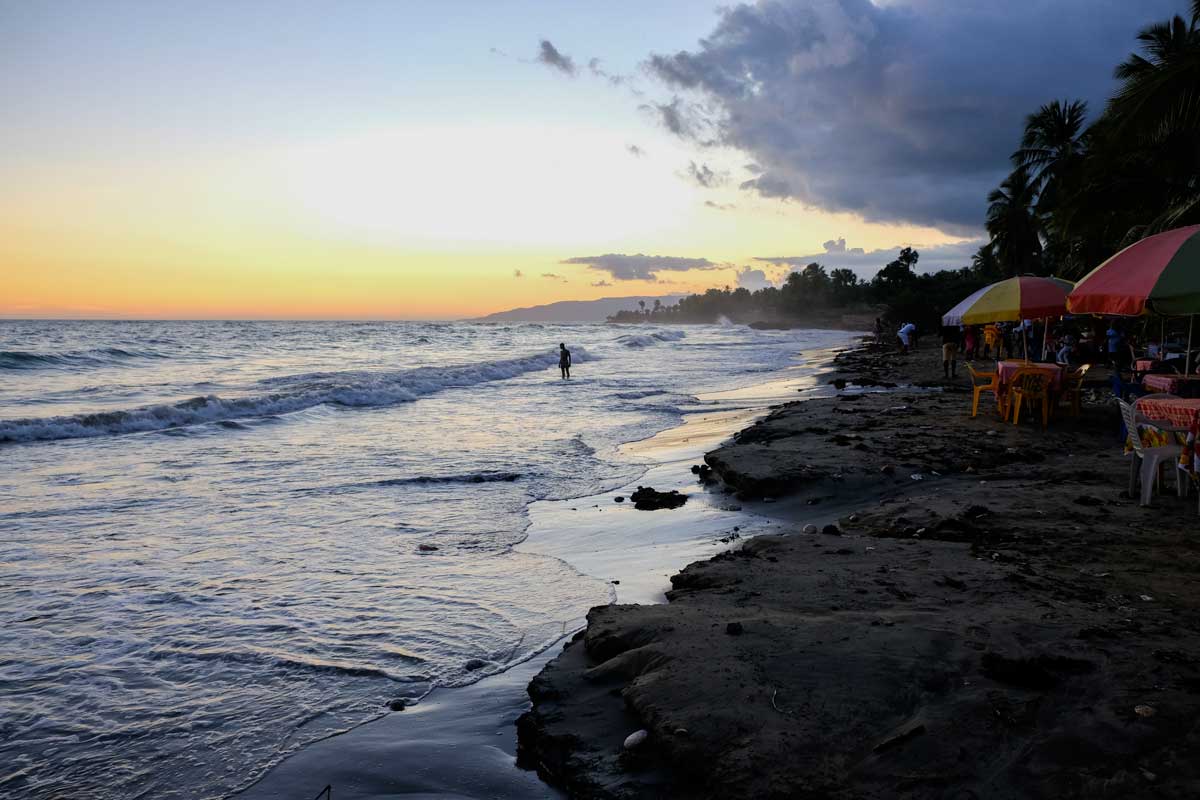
[
  {"x1": 941, "y1": 275, "x2": 1073, "y2": 326},
  {"x1": 1067, "y1": 224, "x2": 1200, "y2": 316}
]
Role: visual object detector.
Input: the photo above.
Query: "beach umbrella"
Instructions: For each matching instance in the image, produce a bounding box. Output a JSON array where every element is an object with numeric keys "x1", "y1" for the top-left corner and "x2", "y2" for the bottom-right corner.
[
  {"x1": 1066, "y1": 224, "x2": 1200, "y2": 317},
  {"x1": 942, "y1": 276, "x2": 1074, "y2": 326},
  {"x1": 1067, "y1": 224, "x2": 1200, "y2": 370}
]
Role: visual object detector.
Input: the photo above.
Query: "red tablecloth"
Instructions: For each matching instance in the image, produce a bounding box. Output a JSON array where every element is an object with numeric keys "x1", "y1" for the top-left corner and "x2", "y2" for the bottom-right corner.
[
  {"x1": 1138, "y1": 398, "x2": 1200, "y2": 474},
  {"x1": 1135, "y1": 359, "x2": 1160, "y2": 372},
  {"x1": 1143, "y1": 374, "x2": 1200, "y2": 396},
  {"x1": 997, "y1": 361, "x2": 1064, "y2": 390},
  {"x1": 1138, "y1": 397, "x2": 1200, "y2": 429}
]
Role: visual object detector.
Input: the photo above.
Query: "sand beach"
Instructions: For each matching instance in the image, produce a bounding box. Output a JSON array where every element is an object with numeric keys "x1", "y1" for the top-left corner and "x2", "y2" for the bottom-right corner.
[{"x1": 517, "y1": 341, "x2": 1200, "y2": 799}]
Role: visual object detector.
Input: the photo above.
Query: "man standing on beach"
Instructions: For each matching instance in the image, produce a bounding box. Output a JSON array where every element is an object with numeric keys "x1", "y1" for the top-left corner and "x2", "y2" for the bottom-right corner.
[
  {"x1": 940, "y1": 325, "x2": 960, "y2": 378},
  {"x1": 558, "y1": 342, "x2": 572, "y2": 379}
]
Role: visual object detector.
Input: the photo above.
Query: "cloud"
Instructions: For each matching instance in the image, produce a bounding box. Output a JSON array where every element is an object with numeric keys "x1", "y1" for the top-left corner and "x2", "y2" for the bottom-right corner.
[
  {"x1": 684, "y1": 161, "x2": 727, "y2": 188},
  {"x1": 591, "y1": 280, "x2": 613, "y2": 287},
  {"x1": 704, "y1": 200, "x2": 736, "y2": 211},
  {"x1": 588, "y1": 57, "x2": 630, "y2": 87},
  {"x1": 563, "y1": 253, "x2": 717, "y2": 281},
  {"x1": 541, "y1": 272, "x2": 568, "y2": 282},
  {"x1": 513, "y1": 269, "x2": 524, "y2": 278},
  {"x1": 645, "y1": 0, "x2": 1178, "y2": 233},
  {"x1": 626, "y1": 144, "x2": 646, "y2": 157},
  {"x1": 536, "y1": 40, "x2": 576, "y2": 76},
  {"x1": 735, "y1": 267, "x2": 773, "y2": 291},
  {"x1": 757, "y1": 238, "x2": 986, "y2": 280}
]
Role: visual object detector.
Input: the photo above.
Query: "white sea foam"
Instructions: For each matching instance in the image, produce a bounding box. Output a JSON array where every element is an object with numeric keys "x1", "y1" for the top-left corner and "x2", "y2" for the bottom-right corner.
[{"x1": 0, "y1": 346, "x2": 592, "y2": 443}]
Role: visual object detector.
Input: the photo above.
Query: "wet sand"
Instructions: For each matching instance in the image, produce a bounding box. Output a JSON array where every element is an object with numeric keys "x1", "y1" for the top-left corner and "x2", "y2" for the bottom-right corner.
[
  {"x1": 518, "y1": 342, "x2": 1200, "y2": 799},
  {"x1": 236, "y1": 345, "x2": 849, "y2": 799}
]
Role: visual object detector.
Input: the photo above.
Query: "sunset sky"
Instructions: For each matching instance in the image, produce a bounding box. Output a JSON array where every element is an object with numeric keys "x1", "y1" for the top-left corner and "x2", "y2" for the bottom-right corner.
[{"x1": 0, "y1": 1, "x2": 1179, "y2": 319}]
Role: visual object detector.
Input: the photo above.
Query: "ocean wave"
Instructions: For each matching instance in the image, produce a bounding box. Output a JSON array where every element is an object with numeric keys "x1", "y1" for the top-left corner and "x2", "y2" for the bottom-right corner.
[
  {"x1": 0, "y1": 347, "x2": 166, "y2": 370},
  {"x1": 0, "y1": 347, "x2": 593, "y2": 444},
  {"x1": 615, "y1": 330, "x2": 687, "y2": 348}
]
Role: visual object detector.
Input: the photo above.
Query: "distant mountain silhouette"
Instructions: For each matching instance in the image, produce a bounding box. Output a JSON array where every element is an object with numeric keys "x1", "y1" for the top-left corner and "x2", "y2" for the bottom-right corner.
[{"x1": 472, "y1": 295, "x2": 685, "y2": 323}]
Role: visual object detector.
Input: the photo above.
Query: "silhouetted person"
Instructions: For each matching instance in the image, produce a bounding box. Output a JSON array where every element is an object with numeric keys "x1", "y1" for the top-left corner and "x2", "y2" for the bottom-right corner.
[{"x1": 559, "y1": 343, "x2": 571, "y2": 379}]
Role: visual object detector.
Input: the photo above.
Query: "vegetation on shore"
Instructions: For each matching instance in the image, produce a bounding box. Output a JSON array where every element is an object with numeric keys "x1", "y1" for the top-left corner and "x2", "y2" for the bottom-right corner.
[{"x1": 610, "y1": 1, "x2": 1200, "y2": 331}]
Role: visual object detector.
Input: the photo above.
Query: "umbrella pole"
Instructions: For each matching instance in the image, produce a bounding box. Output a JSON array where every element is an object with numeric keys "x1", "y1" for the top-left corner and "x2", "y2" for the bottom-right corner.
[
  {"x1": 1041, "y1": 318, "x2": 1050, "y2": 362},
  {"x1": 1189, "y1": 314, "x2": 1195, "y2": 374}
]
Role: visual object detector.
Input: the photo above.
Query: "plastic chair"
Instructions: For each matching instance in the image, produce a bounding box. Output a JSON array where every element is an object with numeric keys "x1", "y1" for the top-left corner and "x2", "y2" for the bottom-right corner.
[
  {"x1": 1009, "y1": 370, "x2": 1051, "y2": 427},
  {"x1": 1117, "y1": 399, "x2": 1188, "y2": 506},
  {"x1": 1059, "y1": 364, "x2": 1090, "y2": 418},
  {"x1": 967, "y1": 364, "x2": 1001, "y2": 418}
]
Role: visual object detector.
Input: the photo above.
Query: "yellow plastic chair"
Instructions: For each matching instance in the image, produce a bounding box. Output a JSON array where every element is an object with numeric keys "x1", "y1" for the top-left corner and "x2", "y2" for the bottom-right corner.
[
  {"x1": 1059, "y1": 364, "x2": 1091, "y2": 418},
  {"x1": 967, "y1": 364, "x2": 1001, "y2": 418},
  {"x1": 1009, "y1": 369, "x2": 1051, "y2": 428}
]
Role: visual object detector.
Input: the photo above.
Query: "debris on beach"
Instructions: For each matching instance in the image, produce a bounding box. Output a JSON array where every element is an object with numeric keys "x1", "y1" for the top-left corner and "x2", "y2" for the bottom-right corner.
[
  {"x1": 629, "y1": 486, "x2": 687, "y2": 510},
  {"x1": 622, "y1": 729, "x2": 649, "y2": 750}
]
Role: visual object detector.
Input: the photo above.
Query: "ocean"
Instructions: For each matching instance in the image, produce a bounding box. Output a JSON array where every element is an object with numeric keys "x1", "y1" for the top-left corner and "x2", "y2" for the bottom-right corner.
[{"x1": 0, "y1": 320, "x2": 851, "y2": 799}]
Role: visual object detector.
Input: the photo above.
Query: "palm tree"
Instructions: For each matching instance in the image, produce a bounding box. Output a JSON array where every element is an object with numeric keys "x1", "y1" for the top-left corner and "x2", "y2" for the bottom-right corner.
[
  {"x1": 1104, "y1": 0, "x2": 1200, "y2": 232},
  {"x1": 986, "y1": 169, "x2": 1043, "y2": 277},
  {"x1": 1012, "y1": 99, "x2": 1088, "y2": 215}
]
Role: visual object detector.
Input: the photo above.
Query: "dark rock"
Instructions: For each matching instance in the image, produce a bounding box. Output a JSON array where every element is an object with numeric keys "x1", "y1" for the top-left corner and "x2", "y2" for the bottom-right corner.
[
  {"x1": 725, "y1": 622, "x2": 744, "y2": 635},
  {"x1": 464, "y1": 658, "x2": 488, "y2": 671},
  {"x1": 614, "y1": 496, "x2": 625, "y2": 503},
  {"x1": 630, "y1": 486, "x2": 688, "y2": 511},
  {"x1": 822, "y1": 524, "x2": 842, "y2": 536},
  {"x1": 1073, "y1": 495, "x2": 1103, "y2": 506},
  {"x1": 418, "y1": 543, "x2": 439, "y2": 552},
  {"x1": 388, "y1": 698, "x2": 408, "y2": 711}
]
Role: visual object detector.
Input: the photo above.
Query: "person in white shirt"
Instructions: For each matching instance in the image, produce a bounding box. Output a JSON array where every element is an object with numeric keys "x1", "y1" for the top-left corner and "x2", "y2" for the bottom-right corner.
[{"x1": 897, "y1": 322, "x2": 916, "y2": 353}]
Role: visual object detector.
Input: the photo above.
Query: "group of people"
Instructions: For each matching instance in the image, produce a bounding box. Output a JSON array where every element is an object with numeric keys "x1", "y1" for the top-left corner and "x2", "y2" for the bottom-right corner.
[{"x1": 881, "y1": 316, "x2": 1190, "y2": 380}]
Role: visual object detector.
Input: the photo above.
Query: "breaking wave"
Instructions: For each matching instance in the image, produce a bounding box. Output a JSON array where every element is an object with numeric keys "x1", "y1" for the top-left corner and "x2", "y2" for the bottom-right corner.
[
  {"x1": 615, "y1": 330, "x2": 687, "y2": 348},
  {"x1": 0, "y1": 347, "x2": 166, "y2": 370},
  {"x1": 0, "y1": 347, "x2": 591, "y2": 444}
]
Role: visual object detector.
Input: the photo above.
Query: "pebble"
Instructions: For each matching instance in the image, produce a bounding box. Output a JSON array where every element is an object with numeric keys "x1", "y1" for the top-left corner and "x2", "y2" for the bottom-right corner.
[
  {"x1": 726, "y1": 621, "x2": 744, "y2": 635},
  {"x1": 464, "y1": 658, "x2": 487, "y2": 671},
  {"x1": 1134, "y1": 704, "x2": 1156, "y2": 717},
  {"x1": 418, "y1": 544, "x2": 439, "y2": 552},
  {"x1": 623, "y1": 729, "x2": 649, "y2": 750},
  {"x1": 389, "y1": 699, "x2": 407, "y2": 711},
  {"x1": 614, "y1": 496, "x2": 625, "y2": 503},
  {"x1": 802, "y1": 524, "x2": 817, "y2": 535}
]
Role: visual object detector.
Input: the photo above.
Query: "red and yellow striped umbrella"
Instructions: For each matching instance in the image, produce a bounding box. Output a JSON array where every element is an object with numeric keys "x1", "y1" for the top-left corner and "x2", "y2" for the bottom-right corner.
[
  {"x1": 1067, "y1": 225, "x2": 1200, "y2": 316},
  {"x1": 942, "y1": 276, "x2": 1074, "y2": 326}
]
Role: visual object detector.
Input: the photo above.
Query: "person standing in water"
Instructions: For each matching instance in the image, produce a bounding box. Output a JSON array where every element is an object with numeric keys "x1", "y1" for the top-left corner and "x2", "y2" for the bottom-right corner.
[{"x1": 558, "y1": 342, "x2": 572, "y2": 379}]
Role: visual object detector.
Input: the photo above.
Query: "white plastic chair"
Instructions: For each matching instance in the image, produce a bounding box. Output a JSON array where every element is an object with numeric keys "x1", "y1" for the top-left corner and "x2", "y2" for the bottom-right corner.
[{"x1": 1118, "y1": 399, "x2": 1187, "y2": 506}]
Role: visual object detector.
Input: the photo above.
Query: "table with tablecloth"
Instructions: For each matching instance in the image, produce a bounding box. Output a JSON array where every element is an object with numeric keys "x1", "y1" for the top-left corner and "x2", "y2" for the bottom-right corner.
[
  {"x1": 1137, "y1": 397, "x2": 1200, "y2": 474},
  {"x1": 1143, "y1": 374, "x2": 1200, "y2": 397},
  {"x1": 996, "y1": 361, "x2": 1063, "y2": 390}
]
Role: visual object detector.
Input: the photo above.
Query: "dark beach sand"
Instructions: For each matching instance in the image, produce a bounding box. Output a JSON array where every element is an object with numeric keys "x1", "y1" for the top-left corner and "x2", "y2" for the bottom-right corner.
[{"x1": 518, "y1": 343, "x2": 1200, "y2": 799}]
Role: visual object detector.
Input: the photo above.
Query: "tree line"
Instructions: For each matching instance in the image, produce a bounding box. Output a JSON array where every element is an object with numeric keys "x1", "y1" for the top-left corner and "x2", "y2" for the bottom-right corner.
[{"x1": 610, "y1": 1, "x2": 1200, "y2": 330}]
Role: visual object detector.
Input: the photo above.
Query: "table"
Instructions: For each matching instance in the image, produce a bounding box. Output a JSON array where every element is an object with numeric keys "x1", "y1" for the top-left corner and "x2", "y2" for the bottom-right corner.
[
  {"x1": 1138, "y1": 397, "x2": 1200, "y2": 474},
  {"x1": 996, "y1": 361, "x2": 1064, "y2": 391},
  {"x1": 1135, "y1": 359, "x2": 1160, "y2": 373},
  {"x1": 1143, "y1": 374, "x2": 1200, "y2": 397}
]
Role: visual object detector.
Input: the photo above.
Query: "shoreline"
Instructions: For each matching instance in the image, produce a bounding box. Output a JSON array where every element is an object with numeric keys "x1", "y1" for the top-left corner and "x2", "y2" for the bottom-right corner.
[
  {"x1": 235, "y1": 336, "x2": 854, "y2": 799},
  {"x1": 517, "y1": 342, "x2": 1200, "y2": 799}
]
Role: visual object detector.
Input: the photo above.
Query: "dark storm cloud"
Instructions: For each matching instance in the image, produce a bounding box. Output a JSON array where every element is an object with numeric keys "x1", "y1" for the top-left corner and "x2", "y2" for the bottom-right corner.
[
  {"x1": 537, "y1": 40, "x2": 577, "y2": 76},
  {"x1": 645, "y1": 0, "x2": 1179, "y2": 234},
  {"x1": 562, "y1": 253, "x2": 717, "y2": 281}
]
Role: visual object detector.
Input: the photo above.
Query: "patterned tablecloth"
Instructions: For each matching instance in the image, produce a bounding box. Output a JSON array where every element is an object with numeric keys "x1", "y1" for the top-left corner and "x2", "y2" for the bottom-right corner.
[
  {"x1": 1135, "y1": 359, "x2": 1160, "y2": 372},
  {"x1": 996, "y1": 361, "x2": 1064, "y2": 390},
  {"x1": 1138, "y1": 397, "x2": 1200, "y2": 474},
  {"x1": 1143, "y1": 374, "x2": 1200, "y2": 397}
]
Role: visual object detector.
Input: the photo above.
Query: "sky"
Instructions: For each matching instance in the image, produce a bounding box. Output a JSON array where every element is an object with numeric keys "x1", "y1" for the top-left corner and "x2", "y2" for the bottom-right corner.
[{"x1": 0, "y1": 0, "x2": 1183, "y2": 319}]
